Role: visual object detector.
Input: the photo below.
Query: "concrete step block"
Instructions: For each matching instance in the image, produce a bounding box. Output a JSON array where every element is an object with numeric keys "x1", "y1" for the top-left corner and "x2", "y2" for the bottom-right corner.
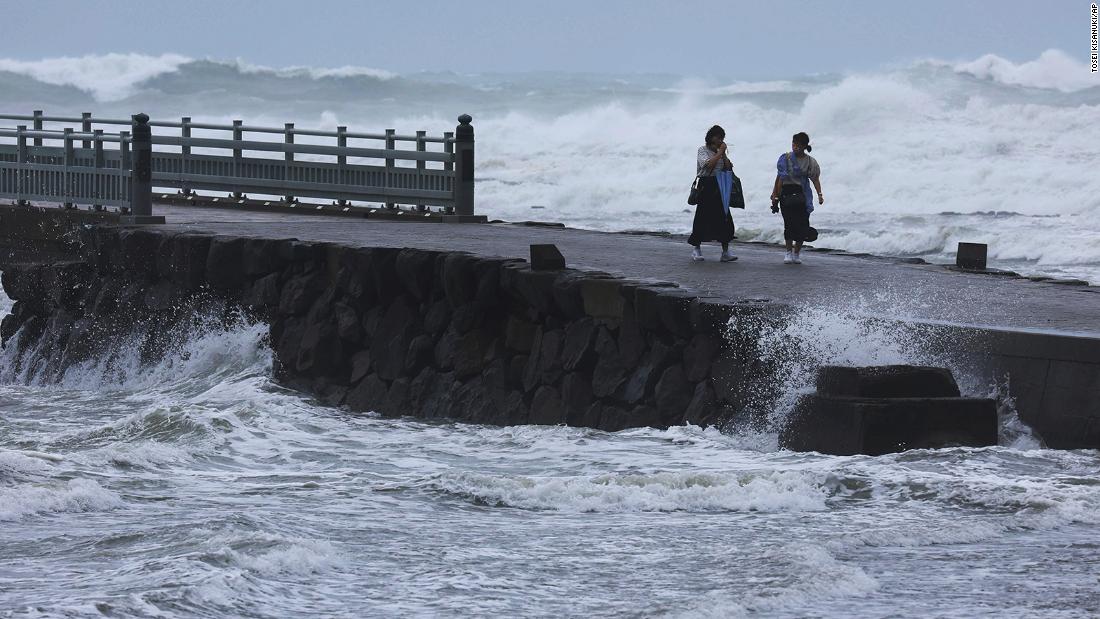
[
  {"x1": 781, "y1": 394, "x2": 998, "y2": 455},
  {"x1": 816, "y1": 365, "x2": 961, "y2": 399}
]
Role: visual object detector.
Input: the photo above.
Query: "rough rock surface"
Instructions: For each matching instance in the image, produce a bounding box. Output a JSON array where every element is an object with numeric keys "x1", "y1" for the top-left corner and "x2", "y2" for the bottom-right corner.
[{"x1": 0, "y1": 225, "x2": 793, "y2": 432}]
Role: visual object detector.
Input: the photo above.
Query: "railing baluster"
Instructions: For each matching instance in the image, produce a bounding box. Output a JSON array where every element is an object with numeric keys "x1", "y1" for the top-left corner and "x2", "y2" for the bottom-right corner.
[
  {"x1": 444, "y1": 131, "x2": 454, "y2": 172},
  {"x1": 81, "y1": 112, "x2": 92, "y2": 150},
  {"x1": 32, "y1": 110, "x2": 43, "y2": 147},
  {"x1": 93, "y1": 129, "x2": 104, "y2": 210},
  {"x1": 181, "y1": 116, "x2": 192, "y2": 196},
  {"x1": 231, "y1": 119, "x2": 243, "y2": 199},
  {"x1": 16, "y1": 125, "x2": 27, "y2": 205},
  {"x1": 384, "y1": 128, "x2": 395, "y2": 209},
  {"x1": 63, "y1": 128, "x2": 74, "y2": 208},
  {"x1": 117, "y1": 132, "x2": 130, "y2": 205},
  {"x1": 416, "y1": 130, "x2": 426, "y2": 212},
  {"x1": 284, "y1": 122, "x2": 295, "y2": 203},
  {"x1": 336, "y1": 125, "x2": 348, "y2": 206}
]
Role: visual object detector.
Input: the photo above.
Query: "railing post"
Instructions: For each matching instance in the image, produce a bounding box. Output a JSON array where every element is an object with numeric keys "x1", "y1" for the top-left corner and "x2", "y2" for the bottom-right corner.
[
  {"x1": 231, "y1": 119, "x2": 243, "y2": 199},
  {"x1": 81, "y1": 112, "x2": 92, "y2": 149},
  {"x1": 32, "y1": 110, "x2": 43, "y2": 147},
  {"x1": 120, "y1": 131, "x2": 132, "y2": 169},
  {"x1": 443, "y1": 131, "x2": 454, "y2": 172},
  {"x1": 453, "y1": 114, "x2": 474, "y2": 216},
  {"x1": 384, "y1": 128, "x2": 395, "y2": 209},
  {"x1": 120, "y1": 131, "x2": 131, "y2": 210},
  {"x1": 336, "y1": 125, "x2": 348, "y2": 206},
  {"x1": 283, "y1": 122, "x2": 295, "y2": 203},
  {"x1": 415, "y1": 130, "x2": 426, "y2": 212},
  {"x1": 93, "y1": 129, "x2": 105, "y2": 210},
  {"x1": 15, "y1": 125, "x2": 27, "y2": 205},
  {"x1": 130, "y1": 113, "x2": 153, "y2": 217},
  {"x1": 180, "y1": 116, "x2": 192, "y2": 196},
  {"x1": 62, "y1": 128, "x2": 74, "y2": 208}
]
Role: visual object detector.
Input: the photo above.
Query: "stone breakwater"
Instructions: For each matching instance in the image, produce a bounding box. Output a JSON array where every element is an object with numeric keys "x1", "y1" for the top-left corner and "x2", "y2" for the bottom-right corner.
[{"x1": 0, "y1": 225, "x2": 790, "y2": 432}]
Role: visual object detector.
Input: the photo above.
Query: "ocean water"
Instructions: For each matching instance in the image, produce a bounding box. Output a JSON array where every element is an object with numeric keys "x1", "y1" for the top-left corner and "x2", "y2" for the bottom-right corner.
[
  {"x1": 3, "y1": 52, "x2": 1100, "y2": 617},
  {"x1": 3, "y1": 278, "x2": 1100, "y2": 617},
  {"x1": 1, "y1": 50, "x2": 1099, "y2": 282}
]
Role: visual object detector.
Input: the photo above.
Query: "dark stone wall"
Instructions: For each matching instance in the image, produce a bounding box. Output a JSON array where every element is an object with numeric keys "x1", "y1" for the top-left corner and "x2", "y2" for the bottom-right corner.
[
  {"x1": 3, "y1": 216, "x2": 1099, "y2": 446},
  {"x1": 0, "y1": 204, "x2": 119, "y2": 268},
  {"x1": 0, "y1": 225, "x2": 790, "y2": 432}
]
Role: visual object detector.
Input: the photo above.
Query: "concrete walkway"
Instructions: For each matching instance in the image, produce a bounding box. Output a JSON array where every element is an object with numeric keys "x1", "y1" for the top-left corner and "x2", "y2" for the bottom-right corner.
[{"x1": 153, "y1": 204, "x2": 1100, "y2": 338}]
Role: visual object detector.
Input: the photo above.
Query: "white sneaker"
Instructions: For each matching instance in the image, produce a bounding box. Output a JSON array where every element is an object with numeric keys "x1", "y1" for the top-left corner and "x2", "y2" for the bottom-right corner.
[
  {"x1": 720, "y1": 249, "x2": 738, "y2": 262},
  {"x1": 792, "y1": 252, "x2": 802, "y2": 264},
  {"x1": 783, "y1": 251, "x2": 794, "y2": 264},
  {"x1": 691, "y1": 247, "x2": 704, "y2": 262}
]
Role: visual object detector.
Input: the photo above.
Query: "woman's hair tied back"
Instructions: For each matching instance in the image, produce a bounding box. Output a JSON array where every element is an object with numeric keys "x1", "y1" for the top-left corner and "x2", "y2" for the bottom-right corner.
[{"x1": 792, "y1": 131, "x2": 812, "y2": 152}]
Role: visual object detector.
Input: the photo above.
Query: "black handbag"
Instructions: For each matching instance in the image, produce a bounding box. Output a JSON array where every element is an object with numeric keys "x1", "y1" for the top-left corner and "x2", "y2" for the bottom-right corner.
[
  {"x1": 729, "y1": 172, "x2": 745, "y2": 209},
  {"x1": 687, "y1": 176, "x2": 701, "y2": 206},
  {"x1": 805, "y1": 226, "x2": 819, "y2": 242},
  {"x1": 779, "y1": 184, "x2": 805, "y2": 210}
]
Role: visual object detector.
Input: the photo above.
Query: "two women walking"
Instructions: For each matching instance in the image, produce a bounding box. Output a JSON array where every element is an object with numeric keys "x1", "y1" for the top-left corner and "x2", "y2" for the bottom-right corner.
[{"x1": 688, "y1": 127, "x2": 823, "y2": 264}]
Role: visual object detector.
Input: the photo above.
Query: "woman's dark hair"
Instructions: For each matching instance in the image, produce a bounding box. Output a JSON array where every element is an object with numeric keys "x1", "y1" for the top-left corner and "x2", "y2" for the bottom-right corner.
[
  {"x1": 705, "y1": 125, "x2": 725, "y2": 145},
  {"x1": 793, "y1": 132, "x2": 812, "y2": 152}
]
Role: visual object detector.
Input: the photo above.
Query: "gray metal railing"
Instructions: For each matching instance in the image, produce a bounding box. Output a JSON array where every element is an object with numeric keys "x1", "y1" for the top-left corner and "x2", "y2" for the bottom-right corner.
[
  {"x1": 0, "y1": 110, "x2": 475, "y2": 216},
  {"x1": 0, "y1": 125, "x2": 138, "y2": 210}
]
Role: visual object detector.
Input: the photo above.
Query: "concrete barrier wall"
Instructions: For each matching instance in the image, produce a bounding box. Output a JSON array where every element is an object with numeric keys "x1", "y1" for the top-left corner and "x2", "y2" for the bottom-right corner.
[
  {"x1": 1, "y1": 209, "x2": 1098, "y2": 447},
  {"x1": 0, "y1": 225, "x2": 792, "y2": 433},
  {"x1": 971, "y1": 329, "x2": 1100, "y2": 448}
]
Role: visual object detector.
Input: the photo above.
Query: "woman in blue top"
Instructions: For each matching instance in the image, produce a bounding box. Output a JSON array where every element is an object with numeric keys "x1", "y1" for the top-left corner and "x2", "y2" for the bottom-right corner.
[{"x1": 770, "y1": 132, "x2": 823, "y2": 264}]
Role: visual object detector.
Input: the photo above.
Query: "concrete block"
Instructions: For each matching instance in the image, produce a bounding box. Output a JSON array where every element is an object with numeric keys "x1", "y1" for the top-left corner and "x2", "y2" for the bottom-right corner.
[
  {"x1": 816, "y1": 365, "x2": 961, "y2": 398},
  {"x1": 956, "y1": 242, "x2": 987, "y2": 270},
  {"x1": 530, "y1": 243, "x2": 565, "y2": 270},
  {"x1": 782, "y1": 394, "x2": 998, "y2": 455}
]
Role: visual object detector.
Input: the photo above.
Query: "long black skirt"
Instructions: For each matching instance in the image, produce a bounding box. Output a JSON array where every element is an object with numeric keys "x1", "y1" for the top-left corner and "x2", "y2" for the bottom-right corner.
[
  {"x1": 779, "y1": 184, "x2": 811, "y2": 242},
  {"x1": 688, "y1": 176, "x2": 735, "y2": 245}
]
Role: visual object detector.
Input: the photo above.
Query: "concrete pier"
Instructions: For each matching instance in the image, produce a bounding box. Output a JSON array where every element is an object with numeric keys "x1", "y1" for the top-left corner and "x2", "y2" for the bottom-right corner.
[{"x1": 2, "y1": 203, "x2": 1099, "y2": 449}]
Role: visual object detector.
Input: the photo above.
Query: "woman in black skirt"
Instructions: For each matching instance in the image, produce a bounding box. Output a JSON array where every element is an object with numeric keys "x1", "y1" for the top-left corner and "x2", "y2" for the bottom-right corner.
[
  {"x1": 769, "y1": 132, "x2": 823, "y2": 264},
  {"x1": 689, "y1": 125, "x2": 737, "y2": 262}
]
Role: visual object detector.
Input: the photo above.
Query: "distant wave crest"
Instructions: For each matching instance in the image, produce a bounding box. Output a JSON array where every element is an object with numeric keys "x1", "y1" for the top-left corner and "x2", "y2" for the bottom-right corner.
[
  {"x1": 950, "y1": 49, "x2": 1097, "y2": 93},
  {"x1": 0, "y1": 53, "x2": 397, "y2": 102}
]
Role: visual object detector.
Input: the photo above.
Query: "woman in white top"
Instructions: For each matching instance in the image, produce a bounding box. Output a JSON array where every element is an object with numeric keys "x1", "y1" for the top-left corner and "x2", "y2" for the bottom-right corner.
[{"x1": 689, "y1": 125, "x2": 737, "y2": 262}]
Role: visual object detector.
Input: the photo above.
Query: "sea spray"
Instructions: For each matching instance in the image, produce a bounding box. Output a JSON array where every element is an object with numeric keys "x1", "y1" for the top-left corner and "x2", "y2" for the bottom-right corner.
[
  {"x1": 1, "y1": 50, "x2": 1097, "y2": 280},
  {"x1": 724, "y1": 281, "x2": 1039, "y2": 446}
]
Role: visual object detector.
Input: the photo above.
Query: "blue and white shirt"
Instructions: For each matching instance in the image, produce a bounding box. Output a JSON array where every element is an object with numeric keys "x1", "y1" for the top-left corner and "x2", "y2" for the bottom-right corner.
[{"x1": 777, "y1": 152, "x2": 820, "y2": 212}]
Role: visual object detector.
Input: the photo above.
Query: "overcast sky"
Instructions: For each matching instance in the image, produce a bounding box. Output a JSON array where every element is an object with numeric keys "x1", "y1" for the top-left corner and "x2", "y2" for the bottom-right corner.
[{"x1": 2, "y1": 0, "x2": 1087, "y2": 76}]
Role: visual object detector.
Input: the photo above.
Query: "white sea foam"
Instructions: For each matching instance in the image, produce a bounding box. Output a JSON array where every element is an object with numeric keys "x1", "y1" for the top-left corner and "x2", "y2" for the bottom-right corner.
[
  {"x1": 230, "y1": 539, "x2": 346, "y2": 576},
  {"x1": 0, "y1": 53, "x2": 192, "y2": 101},
  {"x1": 951, "y1": 49, "x2": 1098, "y2": 93},
  {"x1": 50, "y1": 318, "x2": 269, "y2": 393},
  {"x1": 431, "y1": 469, "x2": 831, "y2": 512},
  {"x1": 0, "y1": 477, "x2": 123, "y2": 521},
  {"x1": 0, "y1": 448, "x2": 57, "y2": 479},
  {"x1": 732, "y1": 282, "x2": 1046, "y2": 446},
  {"x1": 0, "y1": 272, "x2": 12, "y2": 320},
  {"x1": 675, "y1": 544, "x2": 879, "y2": 618},
  {"x1": 230, "y1": 58, "x2": 396, "y2": 81},
  {"x1": 1, "y1": 50, "x2": 1098, "y2": 280}
]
